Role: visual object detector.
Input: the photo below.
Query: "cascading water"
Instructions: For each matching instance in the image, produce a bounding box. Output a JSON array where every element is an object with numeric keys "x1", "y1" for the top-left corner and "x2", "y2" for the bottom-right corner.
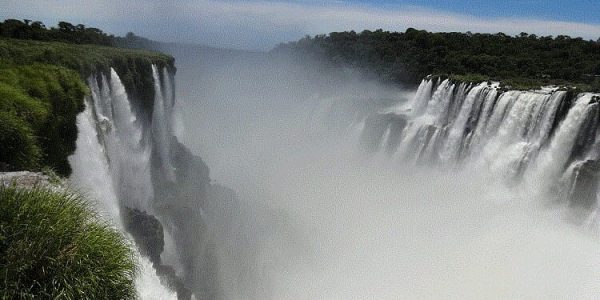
[
  {"x1": 152, "y1": 65, "x2": 175, "y2": 181},
  {"x1": 69, "y1": 66, "x2": 182, "y2": 299},
  {"x1": 64, "y1": 49, "x2": 600, "y2": 299},
  {"x1": 358, "y1": 77, "x2": 600, "y2": 216}
]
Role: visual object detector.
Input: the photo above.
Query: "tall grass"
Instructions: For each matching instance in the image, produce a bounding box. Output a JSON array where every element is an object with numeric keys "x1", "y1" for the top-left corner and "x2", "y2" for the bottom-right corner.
[{"x1": 0, "y1": 186, "x2": 137, "y2": 299}]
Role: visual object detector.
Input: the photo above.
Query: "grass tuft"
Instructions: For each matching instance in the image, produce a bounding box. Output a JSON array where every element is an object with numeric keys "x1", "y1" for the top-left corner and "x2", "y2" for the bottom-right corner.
[{"x1": 0, "y1": 186, "x2": 138, "y2": 299}]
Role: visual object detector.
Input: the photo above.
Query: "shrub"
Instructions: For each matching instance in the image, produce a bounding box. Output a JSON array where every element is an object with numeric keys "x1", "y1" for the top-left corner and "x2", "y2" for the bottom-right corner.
[
  {"x1": 0, "y1": 111, "x2": 41, "y2": 170},
  {"x1": 0, "y1": 64, "x2": 86, "y2": 175},
  {"x1": 0, "y1": 82, "x2": 50, "y2": 129},
  {"x1": 0, "y1": 187, "x2": 137, "y2": 299}
]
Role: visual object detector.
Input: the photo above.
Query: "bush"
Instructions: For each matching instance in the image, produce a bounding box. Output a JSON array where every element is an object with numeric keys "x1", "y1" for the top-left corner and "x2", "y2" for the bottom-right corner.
[
  {"x1": 0, "y1": 111, "x2": 41, "y2": 170},
  {"x1": 0, "y1": 65, "x2": 87, "y2": 175},
  {"x1": 0, "y1": 187, "x2": 137, "y2": 299}
]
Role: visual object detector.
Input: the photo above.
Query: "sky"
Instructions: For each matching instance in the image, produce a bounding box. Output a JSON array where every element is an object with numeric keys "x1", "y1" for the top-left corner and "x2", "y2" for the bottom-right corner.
[{"x1": 2, "y1": 0, "x2": 600, "y2": 51}]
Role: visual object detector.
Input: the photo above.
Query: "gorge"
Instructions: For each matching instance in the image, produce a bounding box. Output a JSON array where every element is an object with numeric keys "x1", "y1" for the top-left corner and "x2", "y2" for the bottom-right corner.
[
  {"x1": 69, "y1": 46, "x2": 600, "y2": 299},
  {"x1": 3, "y1": 21, "x2": 600, "y2": 299}
]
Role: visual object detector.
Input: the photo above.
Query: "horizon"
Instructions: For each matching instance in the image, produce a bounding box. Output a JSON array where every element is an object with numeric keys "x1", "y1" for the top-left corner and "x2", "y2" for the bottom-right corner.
[{"x1": 2, "y1": 0, "x2": 600, "y2": 51}]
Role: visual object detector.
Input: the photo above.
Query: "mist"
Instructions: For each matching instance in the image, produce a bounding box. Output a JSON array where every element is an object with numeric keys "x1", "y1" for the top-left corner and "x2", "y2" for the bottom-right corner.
[{"x1": 159, "y1": 45, "x2": 600, "y2": 299}]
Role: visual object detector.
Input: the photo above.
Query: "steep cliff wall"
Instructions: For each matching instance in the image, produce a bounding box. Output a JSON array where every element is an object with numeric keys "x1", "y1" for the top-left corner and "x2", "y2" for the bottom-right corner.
[{"x1": 0, "y1": 38, "x2": 174, "y2": 175}]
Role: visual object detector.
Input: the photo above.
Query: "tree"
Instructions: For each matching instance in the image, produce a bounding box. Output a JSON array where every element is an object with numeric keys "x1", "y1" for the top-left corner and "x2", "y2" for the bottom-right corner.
[{"x1": 58, "y1": 21, "x2": 75, "y2": 32}]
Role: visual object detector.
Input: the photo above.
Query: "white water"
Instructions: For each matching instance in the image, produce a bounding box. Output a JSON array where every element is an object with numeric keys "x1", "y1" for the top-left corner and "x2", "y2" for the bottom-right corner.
[
  {"x1": 66, "y1": 52, "x2": 600, "y2": 299},
  {"x1": 151, "y1": 65, "x2": 175, "y2": 181},
  {"x1": 69, "y1": 68, "x2": 176, "y2": 299},
  {"x1": 363, "y1": 78, "x2": 600, "y2": 202},
  {"x1": 173, "y1": 53, "x2": 600, "y2": 298},
  {"x1": 526, "y1": 94, "x2": 594, "y2": 195}
]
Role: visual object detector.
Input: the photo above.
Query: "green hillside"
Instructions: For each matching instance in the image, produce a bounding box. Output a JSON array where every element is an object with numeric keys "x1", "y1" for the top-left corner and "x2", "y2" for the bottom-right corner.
[{"x1": 274, "y1": 28, "x2": 600, "y2": 91}]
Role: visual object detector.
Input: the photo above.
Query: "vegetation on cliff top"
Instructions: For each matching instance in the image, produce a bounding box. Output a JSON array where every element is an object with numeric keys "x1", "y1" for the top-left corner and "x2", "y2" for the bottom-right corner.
[
  {"x1": 0, "y1": 186, "x2": 137, "y2": 299},
  {"x1": 274, "y1": 28, "x2": 600, "y2": 91},
  {"x1": 0, "y1": 20, "x2": 175, "y2": 175},
  {"x1": 0, "y1": 65, "x2": 86, "y2": 174}
]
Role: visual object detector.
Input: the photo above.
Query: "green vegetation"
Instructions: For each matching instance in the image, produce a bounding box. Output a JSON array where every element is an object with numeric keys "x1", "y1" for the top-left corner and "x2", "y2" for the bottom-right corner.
[
  {"x1": 0, "y1": 64, "x2": 86, "y2": 174},
  {"x1": 274, "y1": 29, "x2": 600, "y2": 91},
  {"x1": 0, "y1": 111, "x2": 41, "y2": 171},
  {"x1": 1, "y1": 19, "x2": 116, "y2": 47},
  {"x1": 0, "y1": 20, "x2": 175, "y2": 175},
  {"x1": 0, "y1": 38, "x2": 174, "y2": 94},
  {"x1": 0, "y1": 186, "x2": 137, "y2": 299},
  {"x1": 0, "y1": 19, "x2": 163, "y2": 55}
]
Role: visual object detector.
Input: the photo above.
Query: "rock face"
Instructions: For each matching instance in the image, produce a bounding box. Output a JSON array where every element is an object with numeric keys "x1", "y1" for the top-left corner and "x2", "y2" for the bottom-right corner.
[
  {"x1": 151, "y1": 138, "x2": 221, "y2": 299},
  {"x1": 0, "y1": 171, "x2": 62, "y2": 190},
  {"x1": 359, "y1": 113, "x2": 408, "y2": 153},
  {"x1": 123, "y1": 207, "x2": 192, "y2": 300},
  {"x1": 123, "y1": 208, "x2": 165, "y2": 264},
  {"x1": 569, "y1": 160, "x2": 600, "y2": 209}
]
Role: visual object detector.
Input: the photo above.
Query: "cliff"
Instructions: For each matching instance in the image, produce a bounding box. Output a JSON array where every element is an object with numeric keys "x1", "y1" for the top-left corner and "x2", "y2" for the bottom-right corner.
[{"x1": 0, "y1": 37, "x2": 175, "y2": 175}]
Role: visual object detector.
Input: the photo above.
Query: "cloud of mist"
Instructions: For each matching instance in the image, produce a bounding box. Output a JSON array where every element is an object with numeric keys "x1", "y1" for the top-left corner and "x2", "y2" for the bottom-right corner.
[
  {"x1": 3, "y1": 0, "x2": 600, "y2": 50},
  {"x1": 168, "y1": 47, "x2": 600, "y2": 299}
]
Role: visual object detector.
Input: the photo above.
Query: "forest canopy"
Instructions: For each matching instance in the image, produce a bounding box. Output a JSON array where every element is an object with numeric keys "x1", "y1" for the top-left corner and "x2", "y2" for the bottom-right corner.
[
  {"x1": 0, "y1": 19, "x2": 154, "y2": 49},
  {"x1": 274, "y1": 28, "x2": 600, "y2": 91}
]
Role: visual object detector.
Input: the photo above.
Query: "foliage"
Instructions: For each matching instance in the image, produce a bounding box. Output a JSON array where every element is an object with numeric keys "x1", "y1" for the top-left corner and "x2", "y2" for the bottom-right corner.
[
  {"x1": 0, "y1": 64, "x2": 86, "y2": 175},
  {"x1": 0, "y1": 19, "x2": 115, "y2": 46},
  {"x1": 0, "y1": 37, "x2": 174, "y2": 113},
  {"x1": 0, "y1": 111, "x2": 41, "y2": 171},
  {"x1": 0, "y1": 37, "x2": 174, "y2": 79},
  {"x1": 274, "y1": 29, "x2": 600, "y2": 91},
  {"x1": 114, "y1": 32, "x2": 165, "y2": 51},
  {"x1": 0, "y1": 186, "x2": 137, "y2": 299}
]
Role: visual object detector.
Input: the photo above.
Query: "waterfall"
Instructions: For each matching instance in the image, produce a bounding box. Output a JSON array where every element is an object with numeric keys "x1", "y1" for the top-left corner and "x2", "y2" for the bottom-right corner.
[
  {"x1": 69, "y1": 66, "x2": 181, "y2": 299},
  {"x1": 152, "y1": 65, "x2": 175, "y2": 181},
  {"x1": 358, "y1": 77, "x2": 600, "y2": 216}
]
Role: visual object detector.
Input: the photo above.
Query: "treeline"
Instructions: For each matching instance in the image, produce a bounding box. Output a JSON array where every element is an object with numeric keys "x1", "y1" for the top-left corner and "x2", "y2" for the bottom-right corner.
[
  {"x1": 0, "y1": 19, "x2": 157, "y2": 49},
  {"x1": 0, "y1": 19, "x2": 116, "y2": 46},
  {"x1": 274, "y1": 28, "x2": 600, "y2": 90}
]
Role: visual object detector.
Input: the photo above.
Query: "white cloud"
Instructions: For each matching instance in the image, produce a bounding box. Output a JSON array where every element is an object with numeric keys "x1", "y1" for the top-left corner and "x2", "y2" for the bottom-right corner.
[{"x1": 2, "y1": 0, "x2": 600, "y2": 50}]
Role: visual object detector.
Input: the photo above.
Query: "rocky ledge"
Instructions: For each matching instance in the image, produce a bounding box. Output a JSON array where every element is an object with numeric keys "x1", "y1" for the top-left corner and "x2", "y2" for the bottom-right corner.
[{"x1": 0, "y1": 171, "x2": 63, "y2": 190}]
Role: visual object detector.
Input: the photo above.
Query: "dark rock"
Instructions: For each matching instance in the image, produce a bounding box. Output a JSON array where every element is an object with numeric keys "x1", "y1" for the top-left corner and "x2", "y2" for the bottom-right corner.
[
  {"x1": 123, "y1": 208, "x2": 164, "y2": 264},
  {"x1": 360, "y1": 113, "x2": 407, "y2": 153},
  {"x1": 550, "y1": 90, "x2": 575, "y2": 137},
  {"x1": 569, "y1": 102, "x2": 599, "y2": 163},
  {"x1": 122, "y1": 207, "x2": 193, "y2": 300},
  {"x1": 156, "y1": 265, "x2": 193, "y2": 300},
  {"x1": 385, "y1": 114, "x2": 409, "y2": 154},
  {"x1": 569, "y1": 160, "x2": 600, "y2": 209},
  {"x1": 0, "y1": 162, "x2": 10, "y2": 172}
]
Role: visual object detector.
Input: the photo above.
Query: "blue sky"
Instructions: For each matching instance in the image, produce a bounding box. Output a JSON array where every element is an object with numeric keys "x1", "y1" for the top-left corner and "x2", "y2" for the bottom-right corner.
[
  {"x1": 3, "y1": 0, "x2": 600, "y2": 50},
  {"x1": 343, "y1": 0, "x2": 600, "y2": 24}
]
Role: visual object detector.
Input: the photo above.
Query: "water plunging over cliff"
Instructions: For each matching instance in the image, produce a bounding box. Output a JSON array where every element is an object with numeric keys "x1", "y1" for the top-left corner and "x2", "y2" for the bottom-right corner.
[
  {"x1": 358, "y1": 78, "x2": 600, "y2": 215},
  {"x1": 69, "y1": 66, "x2": 192, "y2": 299},
  {"x1": 68, "y1": 50, "x2": 600, "y2": 299}
]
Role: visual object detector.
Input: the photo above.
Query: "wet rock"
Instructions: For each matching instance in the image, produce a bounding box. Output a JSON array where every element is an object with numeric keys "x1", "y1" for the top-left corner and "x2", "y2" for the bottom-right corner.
[
  {"x1": 123, "y1": 207, "x2": 164, "y2": 264},
  {"x1": 360, "y1": 113, "x2": 407, "y2": 153},
  {"x1": 156, "y1": 265, "x2": 193, "y2": 300},
  {"x1": 123, "y1": 207, "x2": 192, "y2": 300},
  {"x1": 0, "y1": 171, "x2": 63, "y2": 191},
  {"x1": 569, "y1": 102, "x2": 599, "y2": 162},
  {"x1": 385, "y1": 114, "x2": 409, "y2": 154},
  {"x1": 569, "y1": 160, "x2": 600, "y2": 209}
]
